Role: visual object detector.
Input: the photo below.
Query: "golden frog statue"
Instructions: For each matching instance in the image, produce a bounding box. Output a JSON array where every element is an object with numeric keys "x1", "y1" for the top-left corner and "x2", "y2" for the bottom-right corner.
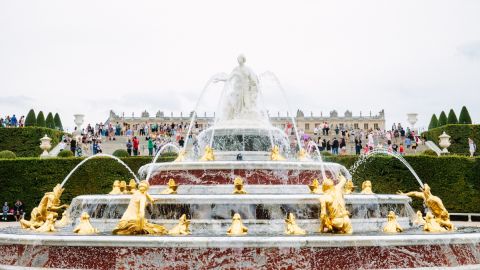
[
  {"x1": 168, "y1": 214, "x2": 191, "y2": 235},
  {"x1": 398, "y1": 184, "x2": 454, "y2": 231},
  {"x1": 20, "y1": 184, "x2": 68, "y2": 229},
  {"x1": 233, "y1": 177, "x2": 247, "y2": 194},
  {"x1": 344, "y1": 179, "x2": 356, "y2": 194},
  {"x1": 360, "y1": 180, "x2": 374, "y2": 194},
  {"x1": 113, "y1": 181, "x2": 167, "y2": 235},
  {"x1": 126, "y1": 179, "x2": 137, "y2": 194},
  {"x1": 271, "y1": 145, "x2": 286, "y2": 161},
  {"x1": 73, "y1": 212, "x2": 99, "y2": 234},
  {"x1": 35, "y1": 213, "x2": 57, "y2": 233},
  {"x1": 285, "y1": 213, "x2": 306, "y2": 235},
  {"x1": 109, "y1": 180, "x2": 122, "y2": 195},
  {"x1": 297, "y1": 149, "x2": 310, "y2": 161},
  {"x1": 308, "y1": 178, "x2": 320, "y2": 194},
  {"x1": 160, "y1": 178, "x2": 178, "y2": 194},
  {"x1": 200, "y1": 146, "x2": 215, "y2": 161},
  {"x1": 56, "y1": 210, "x2": 71, "y2": 227},
  {"x1": 319, "y1": 175, "x2": 353, "y2": 234},
  {"x1": 227, "y1": 213, "x2": 248, "y2": 236},
  {"x1": 174, "y1": 149, "x2": 187, "y2": 162},
  {"x1": 119, "y1": 180, "x2": 127, "y2": 194},
  {"x1": 424, "y1": 212, "x2": 446, "y2": 233},
  {"x1": 383, "y1": 211, "x2": 403, "y2": 233},
  {"x1": 413, "y1": 211, "x2": 426, "y2": 226}
]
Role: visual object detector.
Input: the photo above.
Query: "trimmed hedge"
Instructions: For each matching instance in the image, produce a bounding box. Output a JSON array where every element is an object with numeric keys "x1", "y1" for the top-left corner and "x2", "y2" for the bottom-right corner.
[
  {"x1": 422, "y1": 124, "x2": 480, "y2": 155},
  {"x1": 112, "y1": 149, "x2": 129, "y2": 158},
  {"x1": 57, "y1": 150, "x2": 74, "y2": 158},
  {"x1": 0, "y1": 150, "x2": 16, "y2": 159},
  {"x1": 0, "y1": 127, "x2": 64, "y2": 157},
  {"x1": 0, "y1": 155, "x2": 478, "y2": 217}
]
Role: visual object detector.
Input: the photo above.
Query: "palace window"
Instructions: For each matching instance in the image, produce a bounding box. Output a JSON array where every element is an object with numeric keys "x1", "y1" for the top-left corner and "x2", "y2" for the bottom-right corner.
[
  {"x1": 354, "y1": 123, "x2": 359, "y2": 129},
  {"x1": 305, "y1": 123, "x2": 310, "y2": 130},
  {"x1": 364, "y1": 123, "x2": 369, "y2": 130},
  {"x1": 374, "y1": 123, "x2": 379, "y2": 129}
]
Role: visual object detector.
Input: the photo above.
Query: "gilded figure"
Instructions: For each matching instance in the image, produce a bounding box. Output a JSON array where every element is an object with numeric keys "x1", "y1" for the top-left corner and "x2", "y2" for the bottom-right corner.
[
  {"x1": 319, "y1": 175, "x2": 352, "y2": 234},
  {"x1": 73, "y1": 212, "x2": 99, "y2": 234},
  {"x1": 383, "y1": 211, "x2": 403, "y2": 233},
  {"x1": 227, "y1": 213, "x2": 248, "y2": 236},
  {"x1": 285, "y1": 213, "x2": 306, "y2": 235},
  {"x1": 233, "y1": 177, "x2": 247, "y2": 194},
  {"x1": 168, "y1": 214, "x2": 191, "y2": 235}
]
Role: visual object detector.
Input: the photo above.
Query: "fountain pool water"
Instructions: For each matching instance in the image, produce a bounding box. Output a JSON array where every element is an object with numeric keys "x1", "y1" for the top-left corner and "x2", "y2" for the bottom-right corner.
[{"x1": 1, "y1": 56, "x2": 480, "y2": 270}]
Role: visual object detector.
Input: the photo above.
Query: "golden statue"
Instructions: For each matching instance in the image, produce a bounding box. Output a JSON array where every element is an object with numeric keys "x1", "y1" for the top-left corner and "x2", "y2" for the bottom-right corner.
[
  {"x1": 126, "y1": 179, "x2": 137, "y2": 194},
  {"x1": 233, "y1": 177, "x2": 247, "y2": 194},
  {"x1": 160, "y1": 178, "x2": 178, "y2": 194},
  {"x1": 344, "y1": 180, "x2": 356, "y2": 194},
  {"x1": 308, "y1": 178, "x2": 320, "y2": 194},
  {"x1": 56, "y1": 211, "x2": 71, "y2": 227},
  {"x1": 168, "y1": 214, "x2": 191, "y2": 235},
  {"x1": 398, "y1": 184, "x2": 454, "y2": 231},
  {"x1": 271, "y1": 145, "x2": 286, "y2": 161},
  {"x1": 297, "y1": 149, "x2": 309, "y2": 161},
  {"x1": 35, "y1": 213, "x2": 56, "y2": 233},
  {"x1": 119, "y1": 180, "x2": 127, "y2": 194},
  {"x1": 109, "y1": 180, "x2": 122, "y2": 195},
  {"x1": 113, "y1": 181, "x2": 167, "y2": 235},
  {"x1": 73, "y1": 212, "x2": 99, "y2": 234},
  {"x1": 383, "y1": 211, "x2": 403, "y2": 233},
  {"x1": 360, "y1": 180, "x2": 374, "y2": 194},
  {"x1": 413, "y1": 211, "x2": 426, "y2": 226},
  {"x1": 200, "y1": 146, "x2": 215, "y2": 161},
  {"x1": 319, "y1": 175, "x2": 352, "y2": 234},
  {"x1": 227, "y1": 213, "x2": 248, "y2": 236},
  {"x1": 424, "y1": 212, "x2": 446, "y2": 232},
  {"x1": 174, "y1": 150, "x2": 187, "y2": 162},
  {"x1": 285, "y1": 213, "x2": 306, "y2": 235},
  {"x1": 20, "y1": 184, "x2": 68, "y2": 229}
]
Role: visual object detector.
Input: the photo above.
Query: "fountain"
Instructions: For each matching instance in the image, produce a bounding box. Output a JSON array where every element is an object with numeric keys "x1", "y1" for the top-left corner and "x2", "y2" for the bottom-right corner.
[{"x1": 1, "y1": 56, "x2": 480, "y2": 269}]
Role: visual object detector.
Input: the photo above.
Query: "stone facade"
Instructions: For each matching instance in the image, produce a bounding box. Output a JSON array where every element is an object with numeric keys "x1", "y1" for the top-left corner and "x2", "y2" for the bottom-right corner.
[{"x1": 107, "y1": 109, "x2": 386, "y2": 133}]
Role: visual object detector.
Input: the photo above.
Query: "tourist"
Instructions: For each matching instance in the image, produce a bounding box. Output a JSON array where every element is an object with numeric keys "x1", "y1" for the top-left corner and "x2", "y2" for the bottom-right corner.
[
  {"x1": 147, "y1": 137, "x2": 153, "y2": 156},
  {"x1": 332, "y1": 138, "x2": 339, "y2": 155},
  {"x1": 2, "y1": 202, "x2": 9, "y2": 221},
  {"x1": 70, "y1": 138, "x2": 77, "y2": 156},
  {"x1": 13, "y1": 200, "x2": 24, "y2": 222},
  {"x1": 96, "y1": 141, "x2": 102, "y2": 154},
  {"x1": 399, "y1": 143, "x2": 405, "y2": 156},
  {"x1": 126, "y1": 139, "x2": 133, "y2": 156},
  {"x1": 469, "y1": 138, "x2": 476, "y2": 157},
  {"x1": 133, "y1": 136, "x2": 139, "y2": 156},
  {"x1": 179, "y1": 137, "x2": 185, "y2": 148},
  {"x1": 355, "y1": 136, "x2": 362, "y2": 155}
]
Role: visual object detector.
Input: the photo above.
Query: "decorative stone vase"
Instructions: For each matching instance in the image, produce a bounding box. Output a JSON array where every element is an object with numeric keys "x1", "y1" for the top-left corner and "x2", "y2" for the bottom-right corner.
[
  {"x1": 39, "y1": 134, "x2": 52, "y2": 158},
  {"x1": 73, "y1": 114, "x2": 85, "y2": 136},
  {"x1": 407, "y1": 113, "x2": 418, "y2": 129},
  {"x1": 438, "y1": 131, "x2": 451, "y2": 153}
]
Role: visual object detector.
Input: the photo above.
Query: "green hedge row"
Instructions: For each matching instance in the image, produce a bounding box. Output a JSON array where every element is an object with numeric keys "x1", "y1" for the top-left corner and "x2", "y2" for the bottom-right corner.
[
  {"x1": 0, "y1": 127, "x2": 65, "y2": 157},
  {"x1": 0, "y1": 155, "x2": 478, "y2": 216},
  {"x1": 422, "y1": 124, "x2": 479, "y2": 155}
]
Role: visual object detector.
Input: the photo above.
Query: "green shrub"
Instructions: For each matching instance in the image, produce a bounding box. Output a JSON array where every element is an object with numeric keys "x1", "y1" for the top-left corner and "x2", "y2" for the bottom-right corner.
[
  {"x1": 321, "y1": 151, "x2": 333, "y2": 157},
  {"x1": 45, "y1": 112, "x2": 55, "y2": 129},
  {"x1": 459, "y1": 106, "x2": 472, "y2": 124},
  {"x1": 112, "y1": 149, "x2": 129, "y2": 157},
  {"x1": 25, "y1": 109, "x2": 36, "y2": 127},
  {"x1": 54, "y1": 113, "x2": 63, "y2": 131},
  {"x1": 36, "y1": 111, "x2": 46, "y2": 127},
  {"x1": 447, "y1": 109, "x2": 458, "y2": 124},
  {"x1": 57, "y1": 150, "x2": 74, "y2": 158},
  {"x1": 438, "y1": 111, "x2": 447, "y2": 127},
  {"x1": 0, "y1": 127, "x2": 64, "y2": 157},
  {"x1": 428, "y1": 114, "x2": 438, "y2": 130},
  {"x1": 422, "y1": 149, "x2": 438, "y2": 156},
  {"x1": 0, "y1": 150, "x2": 16, "y2": 159},
  {"x1": 422, "y1": 124, "x2": 480, "y2": 155}
]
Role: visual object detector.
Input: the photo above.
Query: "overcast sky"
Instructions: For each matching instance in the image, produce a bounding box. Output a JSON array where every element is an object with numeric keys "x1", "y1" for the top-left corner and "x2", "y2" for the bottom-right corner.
[{"x1": 1, "y1": 0, "x2": 479, "y2": 131}]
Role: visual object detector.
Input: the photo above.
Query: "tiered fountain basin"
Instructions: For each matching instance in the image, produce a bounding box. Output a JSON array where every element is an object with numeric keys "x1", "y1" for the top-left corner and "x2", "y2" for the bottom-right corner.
[{"x1": 141, "y1": 161, "x2": 349, "y2": 185}]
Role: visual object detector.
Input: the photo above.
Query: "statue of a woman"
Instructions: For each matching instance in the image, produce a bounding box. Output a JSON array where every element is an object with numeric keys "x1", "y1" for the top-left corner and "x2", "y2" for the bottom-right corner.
[{"x1": 113, "y1": 181, "x2": 167, "y2": 235}]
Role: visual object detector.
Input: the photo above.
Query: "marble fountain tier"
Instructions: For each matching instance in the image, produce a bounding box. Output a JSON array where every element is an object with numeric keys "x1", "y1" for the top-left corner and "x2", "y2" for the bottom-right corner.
[{"x1": 1, "y1": 56, "x2": 480, "y2": 270}]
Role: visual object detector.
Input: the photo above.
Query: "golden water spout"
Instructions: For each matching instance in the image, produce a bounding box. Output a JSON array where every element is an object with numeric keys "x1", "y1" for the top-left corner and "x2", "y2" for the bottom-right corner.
[
  {"x1": 227, "y1": 213, "x2": 248, "y2": 236},
  {"x1": 108, "y1": 180, "x2": 122, "y2": 195},
  {"x1": 119, "y1": 181, "x2": 127, "y2": 194},
  {"x1": 200, "y1": 146, "x2": 215, "y2": 161},
  {"x1": 233, "y1": 177, "x2": 247, "y2": 194},
  {"x1": 297, "y1": 149, "x2": 309, "y2": 161},
  {"x1": 35, "y1": 213, "x2": 56, "y2": 232},
  {"x1": 175, "y1": 150, "x2": 187, "y2": 162},
  {"x1": 383, "y1": 211, "x2": 403, "y2": 233},
  {"x1": 73, "y1": 212, "x2": 99, "y2": 234},
  {"x1": 424, "y1": 212, "x2": 446, "y2": 232},
  {"x1": 413, "y1": 211, "x2": 426, "y2": 226},
  {"x1": 308, "y1": 178, "x2": 320, "y2": 194},
  {"x1": 168, "y1": 214, "x2": 191, "y2": 235},
  {"x1": 344, "y1": 180, "x2": 356, "y2": 194},
  {"x1": 160, "y1": 179, "x2": 178, "y2": 194},
  {"x1": 360, "y1": 180, "x2": 374, "y2": 194},
  {"x1": 126, "y1": 179, "x2": 137, "y2": 194},
  {"x1": 285, "y1": 213, "x2": 306, "y2": 235},
  {"x1": 271, "y1": 145, "x2": 286, "y2": 161},
  {"x1": 56, "y1": 211, "x2": 71, "y2": 227}
]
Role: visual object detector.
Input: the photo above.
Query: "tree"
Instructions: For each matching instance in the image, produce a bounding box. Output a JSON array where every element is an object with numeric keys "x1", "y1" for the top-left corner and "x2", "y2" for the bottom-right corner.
[
  {"x1": 447, "y1": 109, "x2": 458, "y2": 124},
  {"x1": 36, "y1": 111, "x2": 46, "y2": 127},
  {"x1": 438, "y1": 111, "x2": 447, "y2": 127},
  {"x1": 54, "y1": 113, "x2": 63, "y2": 131},
  {"x1": 459, "y1": 106, "x2": 472, "y2": 124},
  {"x1": 25, "y1": 109, "x2": 36, "y2": 127},
  {"x1": 45, "y1": 112, "x2": 55, "y2": 129},
  {"x1": 428, "y1": 114, "x2": 439, "y2": 130}
]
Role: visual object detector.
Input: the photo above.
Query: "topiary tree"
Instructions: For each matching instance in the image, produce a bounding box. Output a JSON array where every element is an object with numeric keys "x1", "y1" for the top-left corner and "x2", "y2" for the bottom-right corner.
[
  {"x1": 438, "y1": 111, "x2": 447, "y2": 127},
  {"x1": 459, "y1": 106, "x2": 472, "y2": 124},
  {"x1": 36, "y1": 111, "x2": 46, "y2": 127},
  {"x1": 112, "y1": 149, "x2": 129, "y2": 158},
  {"x1": 45, "y1": 112, "x2": 55, "y2": 129},
  {"x1": 57, "y1": 150, "x2": 74, "y2": 158},
  {"x1": 0, "y1": 150, "x2": 16, "y2": 159},
  {"x1": 53, "y1": 113, "x2": 63, "y2": 131},
  {"x1": 25, "y1": 109, "x2": 36, "y2": 127},
  {"x1": 428, "y1": 114, "x2": 439, "y2": 130},
  {"x1": 447, "y1": 109, "x2": 458, "y2": 124}
]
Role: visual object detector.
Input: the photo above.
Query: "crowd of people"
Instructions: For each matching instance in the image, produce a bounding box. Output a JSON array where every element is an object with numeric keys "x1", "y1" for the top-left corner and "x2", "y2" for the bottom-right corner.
[
  {"x1": 2, "y1": 200, "x2": 24, "y2": 222},
  {"x1": 0, "y1": 114, "x2": 24, "y2": 128}
]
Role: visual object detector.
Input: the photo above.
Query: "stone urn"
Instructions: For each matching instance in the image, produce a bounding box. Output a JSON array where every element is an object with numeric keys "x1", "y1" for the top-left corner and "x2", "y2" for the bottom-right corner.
[
  {"x1": 40, "y1": 134, "x2": 52, "y2": 158},
  {"x1": 73, "y1": 114, "x2": 85, "y2": 136},
  {"x1": 438, "y1": 131, "x2": 451, "y2": 153},
  {"x1": 407, "y1": 113, "x2": 418, "y2": 129}
]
